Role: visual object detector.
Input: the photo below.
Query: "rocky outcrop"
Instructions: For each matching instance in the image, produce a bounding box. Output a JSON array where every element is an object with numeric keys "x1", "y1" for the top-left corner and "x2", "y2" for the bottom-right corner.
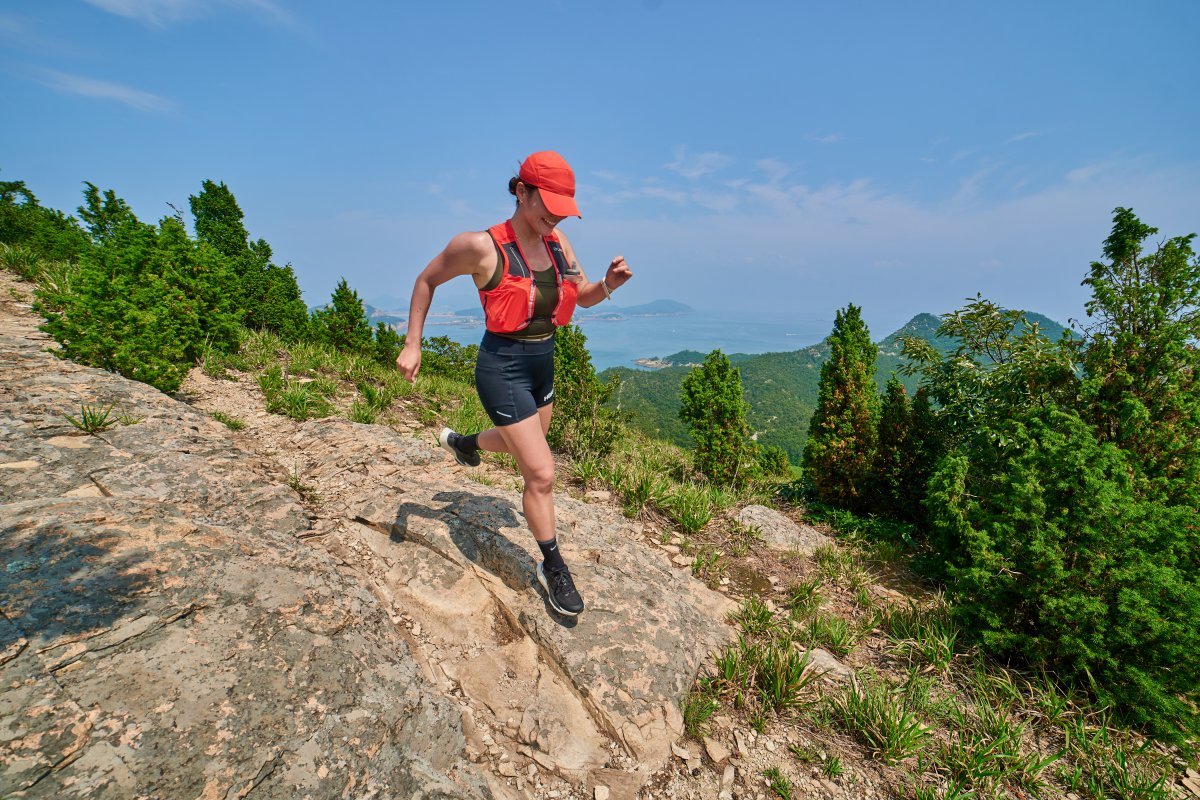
[
  {"x1": 0, "y1": 277, "x2": 736, "y2": 799},
  {"x1": 294, "y1": 420, "x2": 735, "y2": 792},
  {"x1": 0, "y1": 309, "x2": 490, "y2": 798},
  {"x1": 735, "y1": 504, "x2": 832, "y2": 554}
]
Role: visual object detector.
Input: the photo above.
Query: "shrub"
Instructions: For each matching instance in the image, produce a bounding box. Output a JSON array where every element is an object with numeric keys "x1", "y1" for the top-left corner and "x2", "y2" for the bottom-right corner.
[
  {"x1": 926, "y1": 406, "x2": 1200, "y2": 739},
  {"x1": 679, "y1": 349, "x2": 757, "y2": 486},
  {"x1": 311, "y1": 278, "x2": 373, "y2": 354},
  {"x1": 804, "y1": 304, "x2": 879, "y2": 509},
  {"x1": 548, "y1": 324, "x2": 622, "y2": 459}
]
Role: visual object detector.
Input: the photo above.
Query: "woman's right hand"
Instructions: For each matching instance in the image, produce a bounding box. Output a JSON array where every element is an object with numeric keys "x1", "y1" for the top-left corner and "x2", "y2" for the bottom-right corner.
[{"x1": 396, "y1": 344, "x2": 421, "y2": 383}]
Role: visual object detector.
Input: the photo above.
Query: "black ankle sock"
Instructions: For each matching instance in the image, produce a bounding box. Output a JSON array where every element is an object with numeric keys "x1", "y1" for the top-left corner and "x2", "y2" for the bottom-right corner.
[
  {"x1": 537, "y1": 537, "x2": 567, "y2": 573},
  {"x1": 459, "y1": 433, "x2": 479, "y2": 453}
]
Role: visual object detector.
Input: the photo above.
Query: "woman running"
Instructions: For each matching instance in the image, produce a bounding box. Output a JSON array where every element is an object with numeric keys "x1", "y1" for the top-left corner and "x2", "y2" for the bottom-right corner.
[{"x1": 396, "y1": 150, "x2": 633, "y2": 616}]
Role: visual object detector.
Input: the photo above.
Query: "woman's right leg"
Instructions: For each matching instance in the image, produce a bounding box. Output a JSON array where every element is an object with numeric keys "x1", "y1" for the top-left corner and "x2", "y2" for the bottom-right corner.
[{"x1": 489, "y1": 413, "x2": 556, "y2": 543}]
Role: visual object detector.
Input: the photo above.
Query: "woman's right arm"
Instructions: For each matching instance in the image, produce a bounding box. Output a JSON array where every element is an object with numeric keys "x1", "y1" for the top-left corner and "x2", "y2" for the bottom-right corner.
[{"x1": 396, "y1": 231, "x2": 493, "y2": 382}]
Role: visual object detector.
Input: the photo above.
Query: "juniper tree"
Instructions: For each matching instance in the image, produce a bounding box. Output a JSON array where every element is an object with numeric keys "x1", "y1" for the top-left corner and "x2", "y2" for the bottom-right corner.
[
  {"x1": 679, "y1": 349, "x2": 755, "y2": 486},
  {"x1": 189, "y1": 180, "x2": 307, "y2": 338},
  {"x1": 549, "y1": 324, "x2": 622, "y2": 459},
  {"x1": 869, "y1": 376, "x2": 913, "y2": 518},
  {"x1": 803, "y1": 304, "x2": 879, "y2": 509},
  {"x1": 1080, "y1": 207, "x2": 1200, "y2": 507},
  {"x1": 0, "y1": 179, "x2": 90, "y2": 263},
  {"x1": 906, "y1": 209, "x2": 1200, "y2": 741},
  {"x1": 372, "y1": 322, "x2": 402, "y2": 367},
  {"x1": 903, "y1": 386, "x2": 944, "y2": 524},
  {"x1": 39, "y1": 186, "x2": 238, "y2": 392},
  {"x1": 311, "y1": 278, "x2": 373, "y2": 354}
]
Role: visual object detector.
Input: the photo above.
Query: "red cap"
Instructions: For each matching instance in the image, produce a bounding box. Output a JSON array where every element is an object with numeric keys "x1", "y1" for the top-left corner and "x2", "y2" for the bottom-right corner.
[{"x1": 519, "y1": 151, "x2": 581, "y2": 218}]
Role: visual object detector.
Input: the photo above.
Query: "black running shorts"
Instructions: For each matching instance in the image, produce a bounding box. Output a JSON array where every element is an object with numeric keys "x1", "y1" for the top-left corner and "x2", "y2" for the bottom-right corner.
[{"x1": 474, "y1": 331, "x2": 555, "y2": 427}]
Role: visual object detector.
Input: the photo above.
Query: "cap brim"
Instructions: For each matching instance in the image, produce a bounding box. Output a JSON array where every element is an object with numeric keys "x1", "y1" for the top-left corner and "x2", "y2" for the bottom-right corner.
[{"x1": 539, "y1": 189, "x2": 581, "y2": 218}]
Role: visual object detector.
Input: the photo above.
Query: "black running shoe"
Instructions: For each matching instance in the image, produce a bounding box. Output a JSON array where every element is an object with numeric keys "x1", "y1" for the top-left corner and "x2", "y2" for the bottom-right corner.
[
  {"x1": 439, "y1": 427, "x2": 480, "y2": 467},
  {"x1": 537, "y1": 562, "x2": 584, "y2": 616}
]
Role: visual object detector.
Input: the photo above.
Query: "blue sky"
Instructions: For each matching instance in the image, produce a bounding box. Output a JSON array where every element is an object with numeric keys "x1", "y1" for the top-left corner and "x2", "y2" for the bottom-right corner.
[{"x1": 4, "y1": 0, "x2": 1198, "y2": 336}]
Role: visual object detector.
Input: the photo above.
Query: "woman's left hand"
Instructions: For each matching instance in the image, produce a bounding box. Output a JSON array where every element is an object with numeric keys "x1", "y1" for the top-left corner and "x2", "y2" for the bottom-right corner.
[{"x1": 606, "y1": 255, "x2": 633, "y2": 290}]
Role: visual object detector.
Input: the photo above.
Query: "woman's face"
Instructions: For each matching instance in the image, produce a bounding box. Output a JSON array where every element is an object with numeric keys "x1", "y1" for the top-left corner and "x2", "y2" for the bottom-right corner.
[{"x1": 518, "y1": 184, "x2": 565, "y2": 237}]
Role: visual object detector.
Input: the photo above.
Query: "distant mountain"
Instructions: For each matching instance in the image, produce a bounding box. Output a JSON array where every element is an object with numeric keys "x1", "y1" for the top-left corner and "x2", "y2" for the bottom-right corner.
[
  {"x1": 364, "y1": 294, "x2": 410, "y2": 313},
  {"x1": 365, "y1": 305, "x2": 405, "y2": 328},
  {"x1": 603, "y1": 309, "x2": 1073, "y2": 463},
  {"x1": 308, "y1": 301, "x2": 406, "y2": 329},
  {"x1": 618, "y1": 299, "x2": 691, "y2": 316}
]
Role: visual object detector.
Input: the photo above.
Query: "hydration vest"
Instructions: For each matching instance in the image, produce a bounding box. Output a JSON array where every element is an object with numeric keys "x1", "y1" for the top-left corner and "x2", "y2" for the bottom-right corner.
[{"x1": 479, "y1": 221, "x2": 578, "y2": 334}]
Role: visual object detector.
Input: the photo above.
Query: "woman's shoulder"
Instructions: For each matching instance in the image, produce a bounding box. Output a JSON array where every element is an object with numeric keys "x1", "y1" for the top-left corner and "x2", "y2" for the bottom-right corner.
[
  {"x1": 436, "y1": 230, "x2": 498, "y2": 279},
  {"x1": 444, "y1": 230, "x2": 496, "y2": 258}
]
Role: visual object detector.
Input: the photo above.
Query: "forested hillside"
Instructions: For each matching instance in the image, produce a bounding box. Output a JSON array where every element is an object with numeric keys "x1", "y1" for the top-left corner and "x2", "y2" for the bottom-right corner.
[{"x1": 604, "y1": 310, "x2": 1070, "y2": 462}]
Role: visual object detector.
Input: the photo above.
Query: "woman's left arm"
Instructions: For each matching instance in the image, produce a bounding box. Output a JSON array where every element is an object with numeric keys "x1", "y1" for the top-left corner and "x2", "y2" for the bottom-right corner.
[{"x1": 557, "y1": 231, "x2": 633, "y2": 308}]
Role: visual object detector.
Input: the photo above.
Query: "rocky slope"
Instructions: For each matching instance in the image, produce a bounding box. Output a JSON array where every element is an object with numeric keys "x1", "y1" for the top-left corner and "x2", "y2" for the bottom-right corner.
[{"x1": 0, "y1": 271, "x2": 738, "y2": 799}]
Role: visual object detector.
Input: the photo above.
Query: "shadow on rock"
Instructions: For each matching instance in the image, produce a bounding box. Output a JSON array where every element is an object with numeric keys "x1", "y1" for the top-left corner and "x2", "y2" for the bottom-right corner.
[
  {"x1": 385, "y1": 490, "x2": 580, "y2": 626},
  {"x1": 0, "y1": 509, "x2": 153, "y2": 645}
]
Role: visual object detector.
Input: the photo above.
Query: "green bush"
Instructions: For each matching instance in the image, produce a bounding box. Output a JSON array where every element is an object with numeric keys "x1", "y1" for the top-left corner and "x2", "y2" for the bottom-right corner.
[
  {"x1": 37, "y1": 186, "x2": 239, "y2": 393},
  {"x1": 804, "y1": 304, "x2": 879, "y2": 509},
  {"x1": 679, "y1": 349, "x2": 756, "y2": 486},
  {"x1": 311, "y1": 278, "x2": 373, "y2": 354},
  {"x1": 548, "y1": 324, "x2": 622, "y2": 459},
  {"x1": 926, "y1": 405, "x2": 1199, "y2": 739}
]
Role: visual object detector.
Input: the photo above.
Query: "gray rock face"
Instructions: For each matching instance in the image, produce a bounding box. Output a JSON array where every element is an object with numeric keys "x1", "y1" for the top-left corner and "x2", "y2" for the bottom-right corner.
[
  {"x1": 295, "y1": 418, "x2": 736, "y2": 783},
  {"x1": 0, "y1": 310, "x2": 490, "y2": 799},
  {"x1": 734, "y1": 505, "x2": 832, "y2": 554},
  {"x1": 0, "y1": 278, "x2": 737, "y2": 798}
]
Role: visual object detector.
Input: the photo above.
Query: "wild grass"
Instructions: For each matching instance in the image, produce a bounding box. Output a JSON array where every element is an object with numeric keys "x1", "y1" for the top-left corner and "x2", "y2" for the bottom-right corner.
[
  {"x1": 682, "y1": 682, "x2": 722, "y2": 739},
  {"x1": 691, "y1": 545, "x2": 725, "y2": 589},
  {"x1": 824, "y1": 672, "x2": 932, "y2": 764},
  {"x1": 882, "y1": 601, "x2": 959, "y2": 672},
  {"x1": 729, "y1": 596, "x2": 776, "y2": 636},
  {"x1": 724, "y1": 520, "x2": 764, "y2": 558},
  {"x1": 785, "y1": 576, "x2": 823, "y2": 620},
  {"x1": 210, "y1": 410, "x2": 245, "y2": 431},
  {"x1": 662, "y1": 481, "x2": 713, "y2": 533},
  {"x1": 0, "y1": 243, "x2": 39, "y2": 280},
  {"x1": 803, "y1": 612, "x2": 863, "y2": 658},
  {"x1": 569, "y1": 457, "x2": 602, "y2": 491},
  {"x1": 63, "y1": 401, "x2": 115, "y2": 434},
  {"x1": 287, "y1": 462, "x2": 321, "y2": 505},
  {"x1": 762, "y1": 766, "x2": 794, "y2": 799}
]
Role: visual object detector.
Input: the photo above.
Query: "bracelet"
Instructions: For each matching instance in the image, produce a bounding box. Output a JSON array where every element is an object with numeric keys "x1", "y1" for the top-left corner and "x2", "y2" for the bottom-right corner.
[{"x1": 601, "y1": 279, "x2": 613, "y2": 301}]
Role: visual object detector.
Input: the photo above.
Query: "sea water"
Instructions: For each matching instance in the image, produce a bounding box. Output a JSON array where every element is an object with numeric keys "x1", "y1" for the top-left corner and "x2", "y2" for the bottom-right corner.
[{"x1": 421, "y1": 309, "x2": 835, "y2": 371}]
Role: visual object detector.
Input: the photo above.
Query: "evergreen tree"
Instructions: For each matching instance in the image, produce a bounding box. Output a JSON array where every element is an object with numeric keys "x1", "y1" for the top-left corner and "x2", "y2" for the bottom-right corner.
[
  {"x1": 373, "y1": 322, "x2": 403, "y2": 367},
  {"x1": 803, "y1": 304, "x2": 879, "y2": 509},
  {"x1": 414, "y1": 335, "x2": 479, "y2": 384},
  {"x1": 548, "y1": 324, "x2": 622, "y2": 459},
  {"x1": 679, "y1": 349, "x2": 756, "y2": 486},
  {"x1": 311, "y1": 278, "x2": 373, "y2": 354},
  {"x1": 1080, "y1": 207, "x2": 1200, "y2": 506},
  {"x1": 0, "y1": 179, "x2": 90, "y2": 264},
  {"x1": 904, "y1": 387, "x2": 944, "y2": 524},
  {"x1": 189, "y1": 179, "x2": 250, "y2": 259},
  {"x1": 869, "y1": 376, "x2": 913, "y2": 517},
  {"x1": 901, "y1": 209, "x2": 1200, "y2": 741},
  {"x1": 37, "y1": 187, "x2": 234, "y2": 392},
  {"x1": 189, "y1": 180, "x2": 307, "y2": 338},
  {"x1": 924, "y1": 406, "x2": 1199, "y2": 739}
]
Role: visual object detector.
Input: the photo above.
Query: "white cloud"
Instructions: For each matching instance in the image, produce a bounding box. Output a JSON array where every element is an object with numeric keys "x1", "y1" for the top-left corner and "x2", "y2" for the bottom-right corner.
[
  {"x1": 665, "y1": 146, "x2": 731, "y2": 180},
  {"x1": 1005, "y1": 130, "x2": 1041, "y2": 144},
  {"x1": 578, "y1": 154, "x2": 1200, "y2": 330},
  {"x1": 809, "y1": 133, "x2": 843, "y2": 144},
  {"x1": 32, "y1": 68, "x2": 173, "y2": 113},
  {"x1": 82, "y1": 0, "x2": 293, "y2": 27}
]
